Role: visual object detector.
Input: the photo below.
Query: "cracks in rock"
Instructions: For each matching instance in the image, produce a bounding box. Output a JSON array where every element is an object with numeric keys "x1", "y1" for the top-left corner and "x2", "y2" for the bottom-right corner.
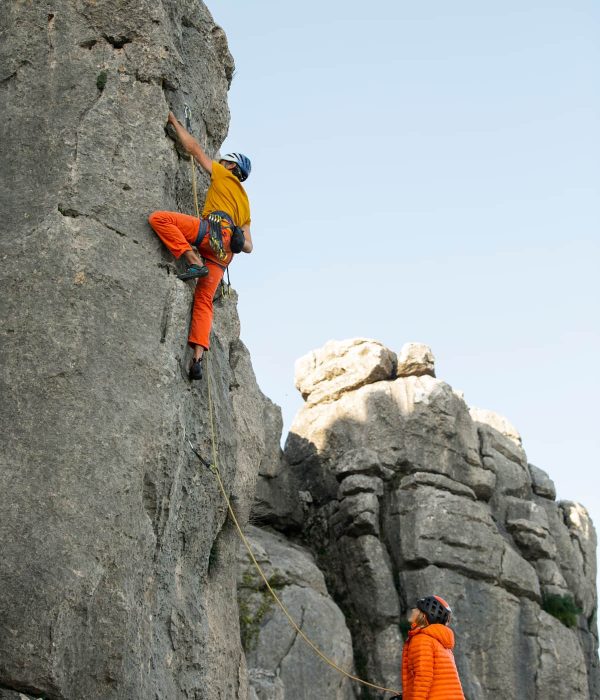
[
  {"x1": 157, "y1": 261, "x2": 176, "y2": 276},
  {"x1": 68, "y1": 83, "x2": 106, "y2": 173},
  {"x1": 159, "y1": 284, "x2": 176, "y2": 344},
  {"x1": 182, "y1": 16, "x2": 200, "y2": 31},
  {"x1": 228, "y1": 339, "x2": 243, "y2": 390},
  {"x1": 143, "y1": 472, "x2": 159, "y2": 539},
  {"x1": 208, "y1": 531, "x2": 222, "y2": 578},
  {"x1": 275, "y1": 605, "x2": 306, "y2": 675},
  {"x1": 102, "y1": 33, "x2": 134, "y2": 50},
  {"x1": 98, "y1": 34, "x2": 168, "y2": 87},
  {"x1": 161, "y1": 77, "x2": 179, "y2": 96},
  {"x1": 392, "y1": 470, "x2": 478, "y2": 501},
  {"x1": 0, "y1": 70, "x2": 18, "y2": 86},
  {"x1": 420, "y1": 556, "x2": 500, "y2": 583},
  {"x1": 0, "y1": 60, "x2": 31, "y2": 87},
  {"x1": 79, "y1": 38, "x2": 97, "y2": 50},
  {"x1": 427, "y1": 533, "x2": 487, "y2": 551},
  {"x1": 46, "y1": 367, "x2": 82, "y2": 381},
  {"x1": 531, "y1": 619, "x2": 542, "y2": 695},
  {"x1": 47, "y1": 13, "x2": 57, "y2": 50},
  {"x1": 559, "y1": 503, "x2": 571, "y2": 529},
  {"x1": 57, "y1": 205, "x2": 80, "y2": 218},
  {"x1": 57, "y1": 205, "x2": 127, "y2": 238},
  {"x1": 476, "y1": 426, "x2": 488, "y2": 470},
  {"x1": 571, "y1": 534, "x2": 588, "y2": 573},
  {"x1": 79, "y1": 35, "x2": 159, "y2": 85},
  {"x1": 0, "y1": 679, "x2": 54, "y2": 700},
  {"x1": 559, "y1": 504, "x2": 591, "y2": 574},
  {"x1": 134, "y1": 70, "x2": 162, "y2": 86}
]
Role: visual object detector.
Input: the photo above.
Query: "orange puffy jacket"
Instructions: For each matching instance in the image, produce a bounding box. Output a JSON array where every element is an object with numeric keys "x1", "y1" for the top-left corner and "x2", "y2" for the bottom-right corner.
[{"x1": 401, "y1": 623, "x2": 465, "y2": 700}]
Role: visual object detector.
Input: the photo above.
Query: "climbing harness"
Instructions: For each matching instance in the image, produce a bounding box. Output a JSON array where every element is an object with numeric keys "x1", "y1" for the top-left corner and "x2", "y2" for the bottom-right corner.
[
  {"x1": 193, "y1": 211, "x2": 243, "y2": 263},
  {"x1": 206, "y1": 212, "x2": 229, "y2": 262},
  {"x1": 186, "y1": 352, "x2": 403, "y2": 698}
]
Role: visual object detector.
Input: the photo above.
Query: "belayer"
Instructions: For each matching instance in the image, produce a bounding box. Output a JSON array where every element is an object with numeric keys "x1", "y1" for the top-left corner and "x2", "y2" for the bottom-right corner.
[
  {"x1": 401, "y1": 595, "x2": 465, "y2": 699},
  {"x1": 149, "y1": 111, "x2": 253, "y2": 380}
]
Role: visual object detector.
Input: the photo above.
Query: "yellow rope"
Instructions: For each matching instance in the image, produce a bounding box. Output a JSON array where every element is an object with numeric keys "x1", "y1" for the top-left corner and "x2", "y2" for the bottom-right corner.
[
  {"x1": 190, "y1": 158, "x2": 200, "y2": 219},
  {"x1": 183, "y1": 124, "x2": 399, "y2": 693},
  {"x1": 203, "y1": 353, "x2": 402, "y2": 697}
]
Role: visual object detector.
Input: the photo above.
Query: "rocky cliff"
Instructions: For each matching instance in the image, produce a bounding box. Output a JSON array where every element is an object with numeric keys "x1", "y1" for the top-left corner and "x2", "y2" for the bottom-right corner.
[
  {"x1": 1, "y1": 3, "x2": 598, "y2": 700},
  {"x1": 0, "y1": 2, "x2": 278, "y2": 698},
  {"x1": 252, "y1": 339, "x2": 599, "y2": 699}
]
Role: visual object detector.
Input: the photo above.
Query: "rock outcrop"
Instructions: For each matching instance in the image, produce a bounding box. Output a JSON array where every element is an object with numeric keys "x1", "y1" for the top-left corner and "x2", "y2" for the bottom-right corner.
[
  {"x1": 0, "y1": 2, "x2": 270, "y2": 698},
  {"x1": 2, "y1": 2, "x2": 598, "y2": 698},
  {"x1": 253, "y1": 340, "x2": 599, "y2": 699},
  {"x1": 237, "y1": 526, "x2": 356, "y2": 700}
]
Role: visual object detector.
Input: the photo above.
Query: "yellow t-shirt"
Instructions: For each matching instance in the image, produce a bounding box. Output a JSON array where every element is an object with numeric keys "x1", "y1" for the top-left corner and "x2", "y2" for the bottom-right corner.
[{"x1": 202, "y1": 161, "x2": 251, "y2": 227}]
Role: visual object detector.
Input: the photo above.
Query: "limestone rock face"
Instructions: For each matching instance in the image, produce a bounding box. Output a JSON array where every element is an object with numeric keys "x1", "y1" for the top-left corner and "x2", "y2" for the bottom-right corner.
[
  {"x1": 396, "y1": 342, "x2": 436, "y2": 378},
  {"x1": 256, "y1": 338, "x2": 599, "y2": 699},
  {"x1": 294, "y1": 338, "x2": 396, "y2": 405},
  {"x1": 0, "y1": 2, "x2": 271, "y2": 698},
  {"x1": 469, "y1": 407, "x2": 522, "y2": 445},
  {"x1": 237, "y1": 526, "x2": 356, "y2": 700}
]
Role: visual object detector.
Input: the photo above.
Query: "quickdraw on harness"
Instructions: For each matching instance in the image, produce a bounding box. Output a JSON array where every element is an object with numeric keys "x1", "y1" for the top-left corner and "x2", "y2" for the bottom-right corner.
[
  {"x1": 191, "y1": 210, "x2": 243, "y2": 296},
  {"x1": 185, "y1": 353, "x2": 403, "y2": 699},
  {"x1": 193, "y1": 211, "x2": 242, "y2": 264},
  {"x1": 207, "y1": 212, "x2": 229, "y2": 263}
]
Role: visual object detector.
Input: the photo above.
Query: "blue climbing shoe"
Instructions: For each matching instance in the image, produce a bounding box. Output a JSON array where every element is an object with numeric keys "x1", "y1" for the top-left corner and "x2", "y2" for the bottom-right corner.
[
  {"x1": 178, "y1": 264, "x2": 209, "y2": 281},
  {"x1": 189, "y1": 357, "x2": 203, "y2": 381}
]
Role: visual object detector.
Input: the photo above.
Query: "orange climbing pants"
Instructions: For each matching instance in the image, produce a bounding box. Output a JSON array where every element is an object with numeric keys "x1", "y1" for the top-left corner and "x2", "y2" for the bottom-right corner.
[{"x1": 148, "y1": 210, "x2": 225, "y2": 350}]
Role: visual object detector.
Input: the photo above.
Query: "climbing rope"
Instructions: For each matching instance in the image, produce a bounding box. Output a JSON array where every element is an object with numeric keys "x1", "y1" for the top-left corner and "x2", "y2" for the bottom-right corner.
[
  {"x1": 186, "y1": 352, "x2": 402, "y2": 697},
  {"x1": 180, "y1": 105, "x2": 399, "y2": 693},
  {"x1": 183, "y1": 104, "x2": 202, "y2": 220},
  {"x1": 189, "y1": 153, "x2": 201, "y2": 220}
]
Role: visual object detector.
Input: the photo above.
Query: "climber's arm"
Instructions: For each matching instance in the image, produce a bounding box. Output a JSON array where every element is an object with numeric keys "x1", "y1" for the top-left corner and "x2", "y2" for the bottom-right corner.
[
  {"x1": 167, "y1": 112, "x2": 213, "y2": 174},
  {"x1": 242, "y1": 225, "x2": 253, "y2": 253}
]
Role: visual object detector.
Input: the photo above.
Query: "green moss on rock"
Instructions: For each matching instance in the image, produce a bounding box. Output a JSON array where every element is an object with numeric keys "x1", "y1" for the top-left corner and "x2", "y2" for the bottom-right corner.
[{"x1": 542, "y1": 594, "x2": 582, "y2": 628}]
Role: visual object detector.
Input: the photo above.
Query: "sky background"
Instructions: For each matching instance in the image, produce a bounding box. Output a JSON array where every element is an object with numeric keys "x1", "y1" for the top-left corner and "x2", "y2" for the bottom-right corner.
[{"x1": 208, "y1": 2, "x2": 599, "y2": 538}]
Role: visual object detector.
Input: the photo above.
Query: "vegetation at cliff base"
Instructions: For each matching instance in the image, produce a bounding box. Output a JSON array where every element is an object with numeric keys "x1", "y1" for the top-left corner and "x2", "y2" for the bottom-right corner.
[{"x1": 239, "y1": 570, "x2": 287, "y2": 652}]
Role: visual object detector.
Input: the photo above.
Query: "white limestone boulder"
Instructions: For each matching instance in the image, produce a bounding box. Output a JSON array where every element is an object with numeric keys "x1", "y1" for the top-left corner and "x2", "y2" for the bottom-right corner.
[
  {"x1": 294, "y1": 338, "x2": 396, "y2": 405},
  {"x1": 396, "y1": 342, "x2": 436, "y2": 377}
]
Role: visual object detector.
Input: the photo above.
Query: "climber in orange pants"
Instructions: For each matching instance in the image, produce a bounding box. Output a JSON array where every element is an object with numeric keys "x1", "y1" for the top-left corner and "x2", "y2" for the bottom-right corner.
[
  {"x1": 148, "y1": 210, "x2": 231, "y2": 352},
  {"x1": 149, "y1": 111, "x2": 253, "y2": 380}
]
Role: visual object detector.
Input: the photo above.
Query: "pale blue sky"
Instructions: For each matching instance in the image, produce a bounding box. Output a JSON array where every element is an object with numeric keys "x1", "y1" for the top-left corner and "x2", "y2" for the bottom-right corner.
[{"x1": 209, "y1": 2, "x2": 599, "y2": 534}]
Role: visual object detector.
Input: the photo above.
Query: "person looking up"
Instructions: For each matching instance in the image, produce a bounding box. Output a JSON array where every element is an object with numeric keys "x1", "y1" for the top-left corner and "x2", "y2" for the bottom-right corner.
[
  {"x1": 401, "y1": 595, "x2": 465, "y2": 700},
  {"x1": 149, "y1": 111, "x2": 253, "y2": 380}
]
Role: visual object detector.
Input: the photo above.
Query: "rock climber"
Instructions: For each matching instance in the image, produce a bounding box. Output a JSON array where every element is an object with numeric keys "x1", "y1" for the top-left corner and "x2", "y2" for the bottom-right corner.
[
  {"x1": 401, "y1": 595, "x2": 465, "y2": 699},
  {"x1": 148, "y1": 111, "x2": 253, "y2": 380}
]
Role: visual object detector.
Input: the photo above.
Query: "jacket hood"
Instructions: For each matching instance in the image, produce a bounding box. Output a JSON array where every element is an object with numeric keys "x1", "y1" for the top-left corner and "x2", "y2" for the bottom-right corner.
[{"x1": 409, "y1": 623, "x2": 455, "y2": 649}]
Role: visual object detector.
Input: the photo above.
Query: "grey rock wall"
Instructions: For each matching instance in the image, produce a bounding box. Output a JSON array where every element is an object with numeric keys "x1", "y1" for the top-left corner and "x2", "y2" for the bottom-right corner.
[
  {"x1": 255, "y1": 339, "x2": 599, "y2": 699},
  {"x1": 237, "y1": 526, "x2": 356, "y2": 700},
  {"x1": 2, "y1": 2, "x2": 598, "y2": 698},
  {"x1": 0, "y1": 2, "x2": 271, "y2": 698}
]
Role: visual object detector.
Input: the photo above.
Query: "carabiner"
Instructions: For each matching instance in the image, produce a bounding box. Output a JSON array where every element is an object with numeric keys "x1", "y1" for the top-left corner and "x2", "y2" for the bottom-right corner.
[{"x1": 184, "y1": 104, "x2": 192, "y2": 132}]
